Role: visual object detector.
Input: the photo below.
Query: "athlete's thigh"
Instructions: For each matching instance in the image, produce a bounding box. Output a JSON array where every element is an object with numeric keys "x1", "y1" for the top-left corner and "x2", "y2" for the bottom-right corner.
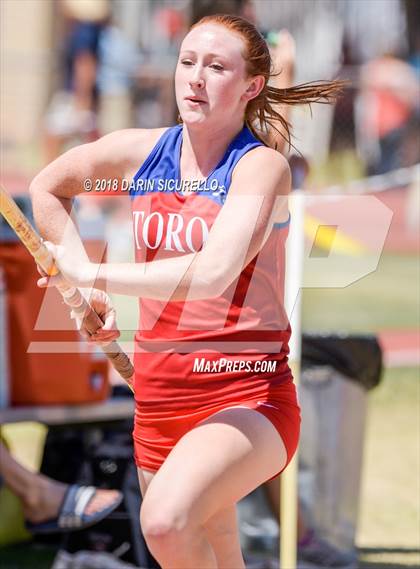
[{"x1": 141, "y1": 406, "x2": 287, "y2": 527}]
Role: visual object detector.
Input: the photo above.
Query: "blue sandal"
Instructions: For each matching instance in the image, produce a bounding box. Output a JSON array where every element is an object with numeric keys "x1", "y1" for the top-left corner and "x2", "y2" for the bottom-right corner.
[{"x1": 26, "y1": 485, "x2": 123, "y2": 534}]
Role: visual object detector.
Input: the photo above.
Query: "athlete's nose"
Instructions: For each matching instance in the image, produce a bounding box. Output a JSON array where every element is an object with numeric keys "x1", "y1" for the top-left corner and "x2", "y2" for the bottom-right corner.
[
  {"x1": 193, "y1": 78, "x2": 205, "y2": 89},
  {"x1": 189, "y1": 68, "x2": 205, "y2": 89}
]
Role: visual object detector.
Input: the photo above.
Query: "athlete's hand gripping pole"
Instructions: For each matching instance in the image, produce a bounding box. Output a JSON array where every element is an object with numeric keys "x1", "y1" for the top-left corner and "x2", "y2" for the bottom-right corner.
[{"x1": 0, "y1": 185, "x2": 134, "y2": 391}]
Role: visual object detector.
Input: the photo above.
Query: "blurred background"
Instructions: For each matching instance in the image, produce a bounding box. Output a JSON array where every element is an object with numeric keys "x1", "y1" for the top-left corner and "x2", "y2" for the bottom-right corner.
[{"x1": 0, "y1": 1, "x2": 419, "y2": 568}]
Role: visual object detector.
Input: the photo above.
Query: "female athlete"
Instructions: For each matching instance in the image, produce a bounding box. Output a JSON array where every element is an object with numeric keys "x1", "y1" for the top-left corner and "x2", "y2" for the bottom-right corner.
[{"x1": 32, "y1": 14, "x2": 341, "y2": 569}]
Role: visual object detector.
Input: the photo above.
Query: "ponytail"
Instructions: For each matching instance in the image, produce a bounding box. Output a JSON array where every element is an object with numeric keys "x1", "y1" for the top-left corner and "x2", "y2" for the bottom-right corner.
[{"x1": 246, "y1": 79, "x2": 347, "y2": 150}]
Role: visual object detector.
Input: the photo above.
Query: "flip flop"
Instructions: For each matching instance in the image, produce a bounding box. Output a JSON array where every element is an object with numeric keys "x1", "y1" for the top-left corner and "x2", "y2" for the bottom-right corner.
[{"x1": 26, "y1": 485, "x2": 123, "y2": 534}]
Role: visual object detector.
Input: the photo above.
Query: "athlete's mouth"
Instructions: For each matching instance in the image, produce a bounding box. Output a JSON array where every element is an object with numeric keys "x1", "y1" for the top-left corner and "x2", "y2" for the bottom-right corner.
[{"x1": 185, "y1": 96, "x2": 207, "y2": 104}]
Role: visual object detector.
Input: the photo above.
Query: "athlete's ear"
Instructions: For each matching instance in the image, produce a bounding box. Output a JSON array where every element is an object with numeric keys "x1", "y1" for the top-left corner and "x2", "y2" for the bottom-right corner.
[{"x1": 243, "y1": 75, "x2": 265, "y2": 102}]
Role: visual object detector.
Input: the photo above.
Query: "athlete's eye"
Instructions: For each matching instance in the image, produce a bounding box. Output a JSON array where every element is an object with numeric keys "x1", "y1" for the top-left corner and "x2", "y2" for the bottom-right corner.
[
  {"x1": 210, "y1": 63, "x2": 224, "y2": 71},
  {"x1": 181, "y1": 59, "x2": 194, "y2": 66}
]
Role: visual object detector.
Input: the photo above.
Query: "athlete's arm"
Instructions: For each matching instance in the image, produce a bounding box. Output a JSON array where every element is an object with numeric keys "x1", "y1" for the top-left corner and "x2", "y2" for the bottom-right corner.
[
  {"x1": 30, "y1": 128, "x2": 166, "y2": 262},
  {"x1": 40, "y1": 147, "x2": 290, "y2": 301},
  {"x1": 172, "y1": 146, "x2": 290, "y2": 299}
]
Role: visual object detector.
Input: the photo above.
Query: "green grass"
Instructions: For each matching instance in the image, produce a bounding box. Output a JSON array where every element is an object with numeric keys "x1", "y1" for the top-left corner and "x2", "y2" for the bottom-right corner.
[
  {"x1": 357, "y1": 367, "x2": 420, "y2": 553},
  {"x1": 302, "y1": 253, "x2": 420, "y2": 332}
]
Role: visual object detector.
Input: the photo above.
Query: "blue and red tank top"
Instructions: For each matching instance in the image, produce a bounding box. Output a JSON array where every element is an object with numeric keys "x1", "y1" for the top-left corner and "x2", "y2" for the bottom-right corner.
[{"x1": 130, "y1": 124, "x2": 292, "y2": 411}]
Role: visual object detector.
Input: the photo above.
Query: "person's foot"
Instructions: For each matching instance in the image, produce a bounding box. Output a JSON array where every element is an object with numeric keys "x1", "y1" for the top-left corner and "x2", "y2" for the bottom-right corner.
[
  {"x1": 22, "y1": 474, "x2": 120, "y2": 524},
  {"x1": 297, "y1": 529, "x2": 358, "y2": 568}
]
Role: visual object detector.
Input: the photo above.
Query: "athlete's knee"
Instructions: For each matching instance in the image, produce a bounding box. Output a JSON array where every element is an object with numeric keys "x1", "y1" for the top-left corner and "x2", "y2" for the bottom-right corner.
[{"x1": 140, "y1": 499, "x2": 196, "y2": 549}]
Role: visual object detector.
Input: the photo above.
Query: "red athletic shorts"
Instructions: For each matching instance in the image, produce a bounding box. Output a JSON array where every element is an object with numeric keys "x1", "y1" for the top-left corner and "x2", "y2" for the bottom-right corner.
[{"x1": 132, "y1": 379, "x2": 301, "y2": 482}]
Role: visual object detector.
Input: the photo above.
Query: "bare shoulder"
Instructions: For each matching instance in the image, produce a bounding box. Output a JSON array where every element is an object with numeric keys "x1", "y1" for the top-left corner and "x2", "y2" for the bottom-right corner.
[
  {"x1": 29, "y1": 127, "x2": 172, "y2": 200},
  {"x1": 87, "y1": 127, "x2": 169, "y2": 179},
  {"x1": 232, "y1": 145, "x2": 291, "y2": 195}
]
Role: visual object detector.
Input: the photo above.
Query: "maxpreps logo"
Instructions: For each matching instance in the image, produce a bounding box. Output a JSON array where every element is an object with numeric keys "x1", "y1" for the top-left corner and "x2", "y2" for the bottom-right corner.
[
  {"x1": 133, "y1": 211, "x2": 209, "y2": 253},
  {"x1": 193, "y1": 358, "x2": 278, "y2": 373}
]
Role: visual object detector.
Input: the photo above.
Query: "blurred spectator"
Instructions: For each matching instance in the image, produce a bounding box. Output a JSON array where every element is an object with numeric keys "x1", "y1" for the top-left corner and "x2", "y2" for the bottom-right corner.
[
  {"x1": 405, "y1": 0, "x2": 420, "y2": 77},
  {"x1": 264, "y1": 477, "x2": 357, "y2": 568},
  {"x1": 356, "y1": 53, "x2": 419, "y2": 175},
  {"x1": 408, "y1": 31, "x2": 420, "y2": 79},
  {"x1": 329, "y1": 36, "x2": 359, "y2": 154},
  {"x1": 43, "y1": 0, "x2": 110, "y2": 163},
  {"x1": 190, "y1": 0, "x2": 250, "y2": 25},
  {"x1": 263, "y1": 28, "x2": 296, "y2": 153},
  {"x1": 155, "y1": 6, "x2": 187, "y2": 54},
  {"x1": 0, "y1": 439, "x2": 122, "y2": 535},
  {"x1": 97, "y1": 21, "x2": 141, "y2": 134}
]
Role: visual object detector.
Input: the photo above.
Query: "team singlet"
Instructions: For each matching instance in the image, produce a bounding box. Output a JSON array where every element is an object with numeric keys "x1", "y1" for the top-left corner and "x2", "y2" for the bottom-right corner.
[{"x1": 130, "y1": 124, "x2": 292, "y2": 412}]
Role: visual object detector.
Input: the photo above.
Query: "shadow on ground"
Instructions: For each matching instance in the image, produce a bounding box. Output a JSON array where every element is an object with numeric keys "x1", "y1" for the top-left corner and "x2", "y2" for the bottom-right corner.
[{"x1": 358, "y1": 546, "x2": 420, "y2": 568}]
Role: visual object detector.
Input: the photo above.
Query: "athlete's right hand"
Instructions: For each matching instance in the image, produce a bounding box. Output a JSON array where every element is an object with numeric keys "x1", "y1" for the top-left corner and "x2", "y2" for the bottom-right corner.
[{"x1": 71, "y1": 288, "x2": 121, "y2": 346}]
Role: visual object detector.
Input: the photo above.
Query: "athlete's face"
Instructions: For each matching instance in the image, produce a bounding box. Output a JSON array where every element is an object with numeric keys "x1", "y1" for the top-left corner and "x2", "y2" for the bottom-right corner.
[{"x1": 175, "y1": 24, "x2": 262, "y2": 127}]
